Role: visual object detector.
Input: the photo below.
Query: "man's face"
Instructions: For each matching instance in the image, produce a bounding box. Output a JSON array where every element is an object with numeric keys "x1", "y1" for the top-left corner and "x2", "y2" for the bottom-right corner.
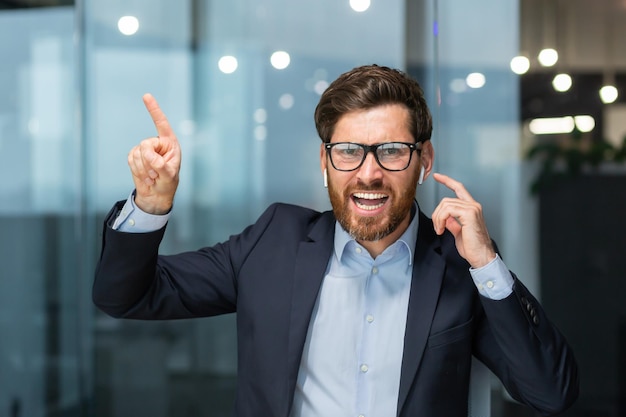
[{"x1": 321, "y1": 104, "x2": 430, "y2": 243}]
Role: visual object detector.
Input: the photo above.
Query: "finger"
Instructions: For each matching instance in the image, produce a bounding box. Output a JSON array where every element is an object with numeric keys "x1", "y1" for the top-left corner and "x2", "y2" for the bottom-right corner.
[
  {"x1": 138, "y1": 138, "x2": 166, "y2": 174},
  {"x1": 432, "y1": 172, "x2": 475, "y2": 202},
  {"x1": 138, "y1": 136, "x2": 181, "y2": 184},
  {"x1": 432, "y1": 198, "x2": 475, "y2": 234},
  {"x1": 143, "y1": 93, "x2": 175, "y2": 139},
  {"x1": 128, "y1": 145, "x2": 153, "y2": 186}
]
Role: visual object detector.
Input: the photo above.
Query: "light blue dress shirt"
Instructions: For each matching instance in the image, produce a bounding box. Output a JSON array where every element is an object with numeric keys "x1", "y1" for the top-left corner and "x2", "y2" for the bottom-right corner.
[
  {"x1": 290, "y1": 211, "x2": 418, "y2": 417},
  {"x1": 114, "y1": 195, "x2": 515, "y2": 417}
]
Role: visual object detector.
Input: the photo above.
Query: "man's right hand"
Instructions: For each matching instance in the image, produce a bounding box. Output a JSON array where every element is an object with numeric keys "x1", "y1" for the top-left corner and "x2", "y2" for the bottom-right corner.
[{"x1": 128, "y1": 93, "x2": 181, "y2": 215}]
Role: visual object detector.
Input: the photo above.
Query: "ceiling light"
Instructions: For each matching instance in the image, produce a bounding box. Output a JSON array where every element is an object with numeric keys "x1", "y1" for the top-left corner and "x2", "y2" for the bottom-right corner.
[
  {"x1": 538, "y1": 48, "x2": 558, "y2": 67},
  {"x1": 552, "y1": 73, "x2": 572, "y2": 92},
  {"x1": 599, "y1": 85, "x2": 619, "y2": 104},
  {"x1": 270, "y1": 51, "x2": 290, "y2": 70},
  {"x1": 510, "y1": 56, "x2": 530, "y2": 75},
  {"x1": 349, "y1": 0, "x2": 371, "y2": 12},
  {"x1": 574, "y1": 116, "x2": 595, "y2": 133},
  {"x1": 466, "y1": 72, "x2": 486, "y2": 89},
  {"x1": 529, "y1": 116, "x2": 574, "y2": 135},
  {"x1": 218, "y1": 56, "x2": 238, "y2": 74},
  {"x1": 118, "y1": 16, "x2": 139, "y2": 36}
]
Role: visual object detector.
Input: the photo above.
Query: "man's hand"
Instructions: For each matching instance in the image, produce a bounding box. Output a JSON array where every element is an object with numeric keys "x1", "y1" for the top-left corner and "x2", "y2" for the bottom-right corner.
[
  {"x1": 431, "y1": 173, "x2": 496, "y2": 268},
  {"x1": 128, "y1": 94, "x2": 181, "y2": 214}
]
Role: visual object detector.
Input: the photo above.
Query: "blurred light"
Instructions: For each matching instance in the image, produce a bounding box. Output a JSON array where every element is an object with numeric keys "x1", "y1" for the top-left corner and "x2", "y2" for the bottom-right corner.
[
  {"x1": 529, "y1": 116, "x2": 574, "y2": 135},
  {"x1": 574, "y1": 115, "x2": 595, "y2": 133},
  {"x1": 538, "y1": 48, "x2": 558, "y2": 67},
  {"x1": 218, "y1": 56, "x2": 238, "y2": 74},
  {"x1": 118, "y1": 16, "x2": 139, "y2": 36},
  {"x1": 270, "y1": 51, "x2": 290, "y2": 70},
  {"x1": 314, "y1": 68, "x2": 328, "y2": 79},
  {"x1": 254, "y1": 125, "x2": 267, "y2": 141},
  {"x1": 254, "y1": 108, "x2": 267, "y2": 123},
  {"x1": 449, "y1": 78, "x2": 468, "y2": 93},
  {"x1": 179, "y1": 120, "x2": 196, "y2": 136},
  {"x1": 510, "y1": 56, "x2": 530, "y2": 75},
  {"x1": 599, "y1": 85, "x2": 619, "y2": 104},
  {"x1": 278, "y1": 93, "x2": 294, "y2": 110},
  {"x1": 466, "y1": 72, "x2": 486, "y2": 89},
  {"x1": 28, "y1": 118, "x2": 40, "y2": 135},
  {"x1": 552, "y1": 73, "x2": 572, "y2": 92},
  {"x1": 349, "y1": 0, "x2": 371, "y2": 12},
  {"x1": 314, "y1": 80, "x2": 329, "y2": 95}
]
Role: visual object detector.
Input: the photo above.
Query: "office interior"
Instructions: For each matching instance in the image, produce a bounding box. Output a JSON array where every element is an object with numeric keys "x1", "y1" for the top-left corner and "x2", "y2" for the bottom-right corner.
[{"x1": 0, "y1": 0, "x2": 624, "y2": 416}]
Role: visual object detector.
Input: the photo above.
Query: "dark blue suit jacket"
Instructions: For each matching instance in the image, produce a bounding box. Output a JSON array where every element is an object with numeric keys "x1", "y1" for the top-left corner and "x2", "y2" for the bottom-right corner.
[{"x1": 93, "y1": 201, "x2": 578, "y2": 416}]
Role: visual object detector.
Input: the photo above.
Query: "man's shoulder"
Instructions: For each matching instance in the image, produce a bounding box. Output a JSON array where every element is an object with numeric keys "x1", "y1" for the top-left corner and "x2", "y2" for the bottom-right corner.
[
  {"x1": 255, "y1": 202, "x2": 335, "y2": 237},
  {"x1": 265, "y1": 202, "x2": 331, "y2": 220}
]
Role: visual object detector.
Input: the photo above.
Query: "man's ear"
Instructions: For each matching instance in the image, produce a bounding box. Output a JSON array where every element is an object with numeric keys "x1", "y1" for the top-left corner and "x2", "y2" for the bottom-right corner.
[
  {"x1": 320, "y1": 143, "x2": 328, "y2": 174},
  {"x1": 418, "y1": 140, "x2": 435, "y2": 182},
  {"x1": 320, "y1": 143, "x2": 328, "y2": 187}
]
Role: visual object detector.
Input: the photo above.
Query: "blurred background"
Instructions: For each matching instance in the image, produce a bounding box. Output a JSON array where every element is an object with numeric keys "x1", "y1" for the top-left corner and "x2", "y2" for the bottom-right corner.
[{"x1": 0, "y1": 0, "x2": 624, "y2": 416}]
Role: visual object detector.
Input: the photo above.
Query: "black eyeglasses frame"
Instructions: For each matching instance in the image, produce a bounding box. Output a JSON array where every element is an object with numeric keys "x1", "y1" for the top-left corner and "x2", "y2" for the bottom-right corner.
[{"x1": 324, "y1": 141, "x2": 422, "y2": 172}]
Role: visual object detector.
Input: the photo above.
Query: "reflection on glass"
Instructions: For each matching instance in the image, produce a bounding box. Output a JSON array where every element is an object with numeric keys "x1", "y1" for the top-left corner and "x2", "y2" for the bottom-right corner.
[{"x1": 117, "y1": 15, "x2": 139, "y2": 35}]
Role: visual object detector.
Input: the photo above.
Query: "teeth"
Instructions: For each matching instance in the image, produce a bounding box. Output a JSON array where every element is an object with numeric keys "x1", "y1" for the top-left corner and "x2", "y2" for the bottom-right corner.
[
  {"x1": 352, "y1": 192, "x2": 388, "y2": 211},
  {"x1": 353, "y1": 192, "x2": 388, "y2": 200},
  {"x1": 355, "y1": 201, "x2": 385, "y2": 210}
]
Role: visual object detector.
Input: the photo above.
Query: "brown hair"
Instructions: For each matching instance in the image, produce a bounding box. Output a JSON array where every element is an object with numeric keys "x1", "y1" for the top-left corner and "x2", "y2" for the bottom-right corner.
[{"x1": 314, "y1": 64, "x2": 433, "y2": 144}]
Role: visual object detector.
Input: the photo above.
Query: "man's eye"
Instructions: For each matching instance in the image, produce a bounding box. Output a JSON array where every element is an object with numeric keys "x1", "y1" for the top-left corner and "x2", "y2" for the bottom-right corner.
[{"x1": 381, "y1": 148, "x2": 400, "y2": 156}]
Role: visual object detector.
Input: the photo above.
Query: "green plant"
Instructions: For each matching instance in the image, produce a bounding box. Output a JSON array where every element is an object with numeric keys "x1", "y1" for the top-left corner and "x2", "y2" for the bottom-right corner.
[{"x1": 525, "y1": 130, "x2": 626, "y2": 195}]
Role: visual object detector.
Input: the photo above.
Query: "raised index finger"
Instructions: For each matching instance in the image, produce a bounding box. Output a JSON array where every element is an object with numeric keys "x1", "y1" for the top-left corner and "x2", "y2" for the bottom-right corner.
[
  {"x1": 432, "y1": 172, "x2": 474, "y2": 201},
  {"x1": 143, "y1": 93, "x2": 174, "y2": 138}
]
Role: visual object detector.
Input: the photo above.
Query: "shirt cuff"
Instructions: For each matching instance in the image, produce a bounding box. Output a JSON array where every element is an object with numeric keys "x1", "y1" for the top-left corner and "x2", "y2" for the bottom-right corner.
[
  {"x1": 469, "y1": 254, "x2": 514, "y2": 300},
  {"x1": 112, "y1": 191, "x2": 171, "y2": 232}
]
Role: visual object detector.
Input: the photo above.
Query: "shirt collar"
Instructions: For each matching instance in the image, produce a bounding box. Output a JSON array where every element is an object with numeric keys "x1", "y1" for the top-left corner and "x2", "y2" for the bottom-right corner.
[{"x1": 333, "y1": 201, "x2": 420, "y2": 265}]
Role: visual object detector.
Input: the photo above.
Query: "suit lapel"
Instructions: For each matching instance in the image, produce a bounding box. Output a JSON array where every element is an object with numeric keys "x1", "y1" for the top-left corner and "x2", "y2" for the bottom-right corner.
[
  {"x1": 282, "y1": 209, "x2": 446, "y2": 416},
  {"x1": 286, "y1": 211, "x2": 335, "y2": 410},
  {"x1": 397, "y1": 211, "x2": 445, "y2": 414}
]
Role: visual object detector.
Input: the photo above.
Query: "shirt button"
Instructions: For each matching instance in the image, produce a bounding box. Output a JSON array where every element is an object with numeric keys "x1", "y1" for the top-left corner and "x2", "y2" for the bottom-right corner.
[
  {"x1": 366, "y1": 315, "x2": 374, "y2": 323},
  {"x1": 360, "y1": 364, "x2": 369, "y2": 373},
  {"x1": 358, "y1": 415, "x2": 365, "y2": 417},
  {"x1": 128, "y1": 218, "x2": 136, "y2": 226},
  {"x1": 486, "y1": 280, "x2": 494, "y2": 289},
  {"x1": 355, "y1": 247, "x2": 362, "y2": 254},
  {"x1": 372, "y1": 267, "x2": 378, "y2": 274}
]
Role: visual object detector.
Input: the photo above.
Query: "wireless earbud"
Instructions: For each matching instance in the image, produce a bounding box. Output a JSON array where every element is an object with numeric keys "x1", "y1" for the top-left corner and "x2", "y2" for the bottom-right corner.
[
  {"x1": 418, "y1": 166, "x2": 425, "y2": 185},
  {"x1": 323, "y1": 169, "x2": 328, "y2": 188}
]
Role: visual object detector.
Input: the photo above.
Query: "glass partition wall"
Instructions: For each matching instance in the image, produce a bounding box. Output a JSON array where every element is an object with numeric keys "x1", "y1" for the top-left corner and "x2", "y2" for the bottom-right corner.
[
  {"x1": 84, "y1": 1, "x2": 405, "y2": 416},
  {"x1": 0, "y1": 6, "x2": 90, "y2": 417},
  {"x1": 4, "y1": 0, "x2": 621, "y2": 416}
]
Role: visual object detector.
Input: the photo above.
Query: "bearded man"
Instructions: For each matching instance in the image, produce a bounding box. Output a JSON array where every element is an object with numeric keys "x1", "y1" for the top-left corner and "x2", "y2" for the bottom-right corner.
[{"x1": 93, "y1": 64, "x2": 578, "y2": 417}]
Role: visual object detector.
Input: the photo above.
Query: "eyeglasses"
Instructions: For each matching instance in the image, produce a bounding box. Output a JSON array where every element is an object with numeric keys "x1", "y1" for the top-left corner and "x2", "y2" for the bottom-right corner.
[{"x1": 324, "y1": 142, "x2": 421, "y2": 172}]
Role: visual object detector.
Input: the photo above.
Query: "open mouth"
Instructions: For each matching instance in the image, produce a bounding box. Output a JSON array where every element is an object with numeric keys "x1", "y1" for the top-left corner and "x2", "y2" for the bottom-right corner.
[{"x1": 352, "y1": 192, "x2": 389, "y2": 211}]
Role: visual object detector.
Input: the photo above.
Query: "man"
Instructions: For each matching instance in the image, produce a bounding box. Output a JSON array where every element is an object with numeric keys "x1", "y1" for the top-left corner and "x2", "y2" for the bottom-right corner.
[{"x1": 93, "y1": 64, "x2": 578, "y2": 416}]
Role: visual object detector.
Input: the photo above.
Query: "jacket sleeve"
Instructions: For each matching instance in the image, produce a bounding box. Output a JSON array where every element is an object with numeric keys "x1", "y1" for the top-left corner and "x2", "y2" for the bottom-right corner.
[
  {"x1": 473, "y1": 276, "x2": 579, "y2": 416},
  {"x1": 92, "y1": 200, "x2": 279, "y2": 320}
]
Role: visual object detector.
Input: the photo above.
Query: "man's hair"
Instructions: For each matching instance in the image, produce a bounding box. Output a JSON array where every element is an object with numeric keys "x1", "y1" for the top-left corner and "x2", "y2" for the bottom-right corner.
[{"x1": 314, "y1": 64, "x2": 433, "y2": 144}]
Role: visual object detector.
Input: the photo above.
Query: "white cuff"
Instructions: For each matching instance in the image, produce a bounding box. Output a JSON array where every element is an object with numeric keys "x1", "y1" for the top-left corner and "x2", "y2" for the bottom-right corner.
[
  {"x1": 112, "y1": 191, "x2": 170, "y2": 232},
  {"x1": 469, "y1": 254, "x2": 514, "y2": 300}
]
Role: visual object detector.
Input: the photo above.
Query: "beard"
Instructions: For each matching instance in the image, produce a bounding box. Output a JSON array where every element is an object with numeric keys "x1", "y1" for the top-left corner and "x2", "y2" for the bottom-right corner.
[{"x1": 328, "y1": 173, "x2": 418, "y2": 242}]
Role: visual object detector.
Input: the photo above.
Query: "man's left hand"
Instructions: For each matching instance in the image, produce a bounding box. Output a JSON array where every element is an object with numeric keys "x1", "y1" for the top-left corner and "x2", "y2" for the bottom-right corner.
[{"x1": 431, "y1": 173, "x2": 496, "y2": 269}]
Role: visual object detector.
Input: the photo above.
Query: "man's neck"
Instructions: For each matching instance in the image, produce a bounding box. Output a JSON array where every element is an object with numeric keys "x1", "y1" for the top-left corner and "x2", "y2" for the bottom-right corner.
[{"x1": 358, "y1": 214, "x2": 412, "y2": 259}]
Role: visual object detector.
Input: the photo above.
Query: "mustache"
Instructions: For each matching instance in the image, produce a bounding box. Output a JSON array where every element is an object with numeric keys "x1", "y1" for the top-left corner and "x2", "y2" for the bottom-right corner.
[{"x1": 348, "y1": 179, "x2": 388, "y2": 192}]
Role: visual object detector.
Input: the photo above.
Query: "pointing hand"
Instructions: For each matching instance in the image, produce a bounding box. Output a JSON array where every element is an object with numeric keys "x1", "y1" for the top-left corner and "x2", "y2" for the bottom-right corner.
[
  {"x1": 431, "y1": 173, "x2": 496, "y2": 268},
  {"x1": 128, "y1": 94, "x2": 181, "y2": 214}
]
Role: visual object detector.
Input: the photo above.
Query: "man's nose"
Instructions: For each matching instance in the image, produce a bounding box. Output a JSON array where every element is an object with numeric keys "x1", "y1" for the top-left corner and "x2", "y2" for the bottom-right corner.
[{"x1": 357, "y1": 151, "x2": 384, "y2": 182}]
